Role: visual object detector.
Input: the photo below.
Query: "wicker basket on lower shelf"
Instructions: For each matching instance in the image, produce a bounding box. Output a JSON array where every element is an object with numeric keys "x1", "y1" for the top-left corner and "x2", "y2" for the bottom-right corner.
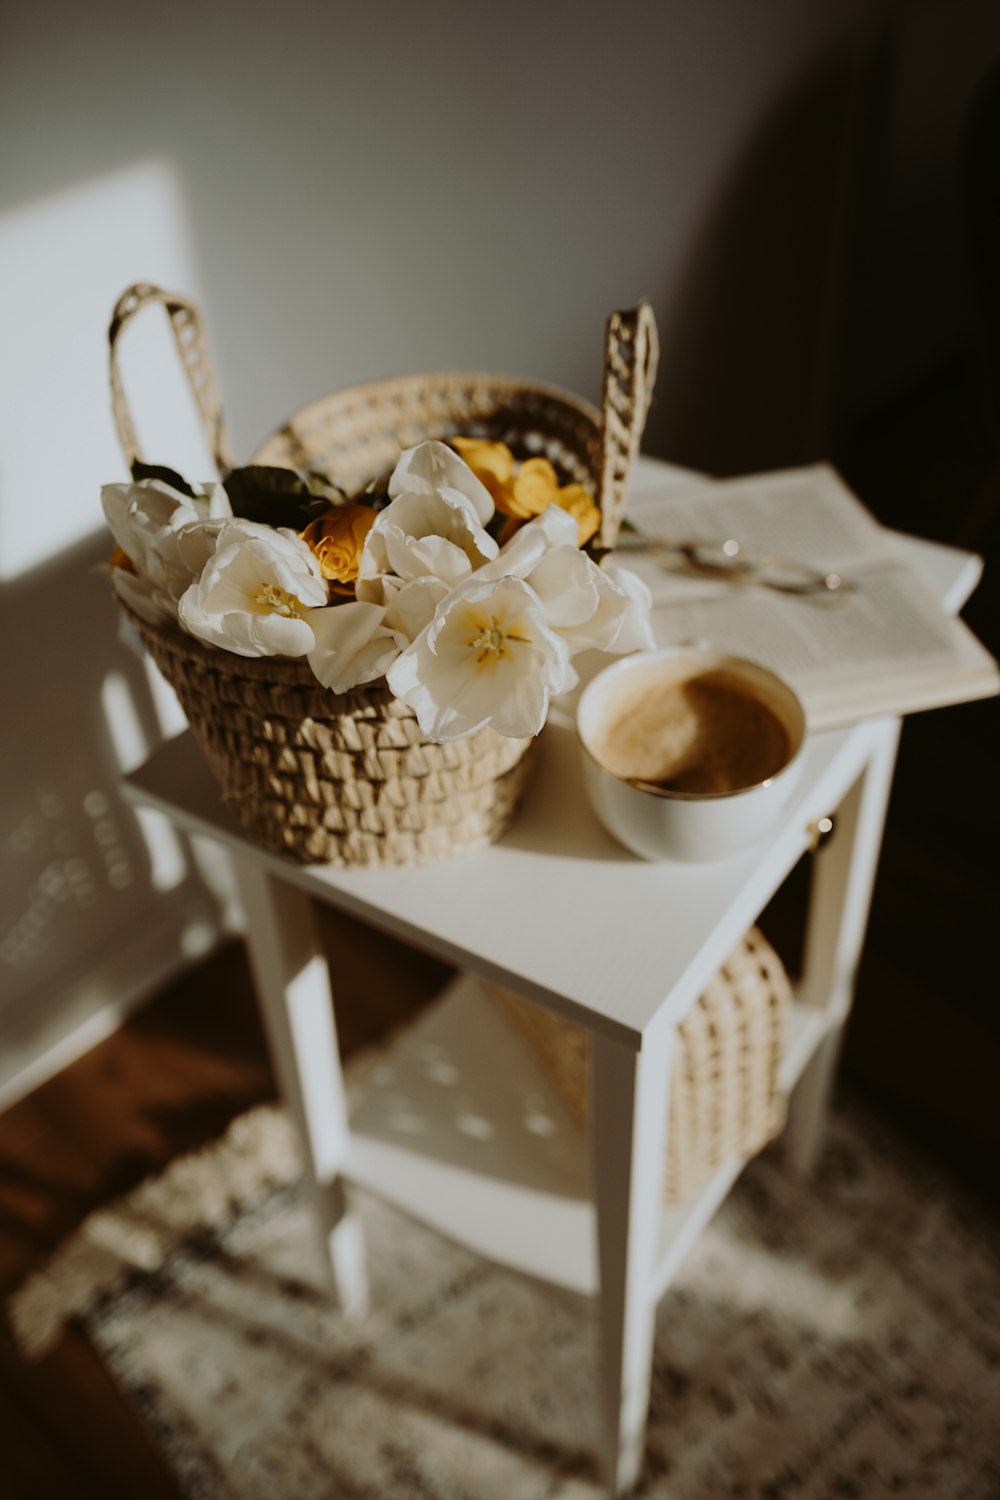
[{"x1": 485, "y1": 926, "x2": 791, "y2": 1204}]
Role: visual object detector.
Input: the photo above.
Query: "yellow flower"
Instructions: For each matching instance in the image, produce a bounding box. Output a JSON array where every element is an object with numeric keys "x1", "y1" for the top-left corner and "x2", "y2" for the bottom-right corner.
[
  {"x1": 495, "y1": 456, "x2": 561, "y2": 520},
  {"x1": 448, "y1": 437, "x2": 515, "y2": 501},
  {"x1": 449, "y1": 438, "x2": 601, "y2": 548},
  {"x1": 301, "y1": 503, "x2": 376, "y2": 591},
  {"x1": 555, "y1": 483, "x2": 602, "y2": 547}
]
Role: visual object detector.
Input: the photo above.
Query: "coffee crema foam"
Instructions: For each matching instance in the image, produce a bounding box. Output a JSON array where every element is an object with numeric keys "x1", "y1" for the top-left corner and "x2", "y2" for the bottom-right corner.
[{"x1": 594, "y1": 669, "x2": 793, "y2": 795}]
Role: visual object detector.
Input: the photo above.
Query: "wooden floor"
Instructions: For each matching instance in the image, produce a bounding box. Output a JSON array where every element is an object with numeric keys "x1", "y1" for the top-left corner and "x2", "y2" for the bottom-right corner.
[{"x1": 0, "y1": 909, "x2": 450, "y2": 1500}]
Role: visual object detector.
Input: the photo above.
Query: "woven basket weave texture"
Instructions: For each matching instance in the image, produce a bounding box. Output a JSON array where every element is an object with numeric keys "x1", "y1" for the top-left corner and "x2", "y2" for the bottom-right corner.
[
  {"x1": 130, "y1": 605, "x2": 536, "y2": 868},
  {"x1": 485, "y1": 926, "x2": 790, "y2": 1204},
  {"x1": 253, "y1": 372, "x2": 602, "y2": 500}
]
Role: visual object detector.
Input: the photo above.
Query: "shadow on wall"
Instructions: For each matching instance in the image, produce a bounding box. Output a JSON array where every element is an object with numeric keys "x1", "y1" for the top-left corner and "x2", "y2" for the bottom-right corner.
[
  {"x1": 0, "y1": 532, "x2": 226, "y2": 1105},
  {"x1": 645, "y1": 45, "x2": 872, "y2": 477},
  {"x1": 0, "y1": 160, "x2": 234, "y2": 1102}
]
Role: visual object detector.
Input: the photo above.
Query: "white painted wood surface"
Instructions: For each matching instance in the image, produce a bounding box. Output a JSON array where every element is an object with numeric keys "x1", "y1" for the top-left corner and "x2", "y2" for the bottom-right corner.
[
  {"x1": 346, "y1": 974, "x2": 595, "y2": 1294},
  {"x1": 591, "y1": 1013, "x2": 674, "y2": 1492},
  {"x1": 233, "y1": 863, "x2": 369, "y2": 1318},
  {"x1": 785, "y1": 715, "x2": 902, "y2": 1173}
]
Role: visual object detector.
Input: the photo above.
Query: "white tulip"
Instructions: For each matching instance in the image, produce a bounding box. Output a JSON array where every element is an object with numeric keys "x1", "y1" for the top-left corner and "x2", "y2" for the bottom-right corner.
[
  {"x1": 386, "y1": 575, "x2": 572, "y2": 741},
  {"x1": 178, "y1": 520, "x2": 328, "y2": 657},
  {"x1": 305, "y1": 578, "x2": 451, "y2": 695},
  {"x1": 108, "y1": 563, "x2": 175, "y2": 628},
  {"x1": 478, "y1": 505, "x2": 655, "y2": 657},
  {"x1": 388, "y1": 440, "x2": 495, "y2": 524},
  {"x1": 483, "y1": 504, "x2": 580, "y2": 577},
  {"x1": 102, "y1": 478, "x2": 232, "y2": 624},
  {"x1": 358, "y1": 488, "x2": 498, "y2": 592}
]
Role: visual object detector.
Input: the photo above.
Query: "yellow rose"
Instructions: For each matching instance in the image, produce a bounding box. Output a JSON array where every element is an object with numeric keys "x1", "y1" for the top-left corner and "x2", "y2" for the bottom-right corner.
[
  {"x1": 555, "y1": 484, "x2": 602, "y2": 547},
  {"x1": 301, "y1": 503, "x2": 376, "y2": 591},
  {"x1": 449, "y1": 437, "x2": 515, "y2": 501},
  {"x1": 495, "y1": 456, "x2": 561, "y2": 520}
]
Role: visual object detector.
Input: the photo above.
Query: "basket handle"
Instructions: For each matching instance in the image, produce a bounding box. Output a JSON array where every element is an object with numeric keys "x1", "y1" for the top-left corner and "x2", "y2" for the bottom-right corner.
[
  {"x1": 597, "y1": 302, "x2": 659, "y2": 549},
  {"x1": 108, "y1": 282, "x2": 235, "y2": 476}
]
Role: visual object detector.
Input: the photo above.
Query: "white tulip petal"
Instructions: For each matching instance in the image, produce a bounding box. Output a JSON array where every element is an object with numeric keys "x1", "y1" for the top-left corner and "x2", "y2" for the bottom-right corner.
[
  {"x1": 266, "y1": 552, "x2": 328, "y2": 608},
  {"x1": 524, "y1": 546, "x2": 600, "y2": 629},
  {"x1": 384, "y1": 530, "x2": 475, "y2": 589},
  {"x1": 355, "y1": 574, "x2": 387, "y2": 605},
  {"x1": 388, "y1": 440, "x2": 495, "y2": 524},
  {"x1": 386, "y1": 650, "x2": 493, "y2": 740},
  {"x1": 382, "y1": 576, "x2": 451, "y2": 643},
  {"x1": 103, "y1": 481, "x2": 192, "y2": 567},
  {"x1": 549, "y1": 562, "x2": 628, "y2": 653},
  {"x1": 307, "y1": 602, "x2": 408, "y2": 694},
  {"x1": 174, "y1": 520, "x2": 227, "y2": 578},
  {"x1": 101, "y1": 484, "x2": 137, "y2": 555},
  {"x1": 598, "y1": 561, "x2": 658, "y2": 653},
  {"x1": 360, "y1": 489, "x2": 497, "y2": 589},
  {"x1": 214, "y1": 520, "x2": 324, "y2": 579},
  {"x1": 240, "y1": 611, "x2": 315, "y2": 656},
  {"x1": 178, "y1": 593, "x2": 316, "y2": 657},
  {"x1": 215, "y1": 518, "x2": 270, "y2": 547},
  {"x1": 110, "y1": 565, "x2": 174, "y2": 627},
  {"x1": 478, "y1": 504, "x2": 580, "y2": 583}
]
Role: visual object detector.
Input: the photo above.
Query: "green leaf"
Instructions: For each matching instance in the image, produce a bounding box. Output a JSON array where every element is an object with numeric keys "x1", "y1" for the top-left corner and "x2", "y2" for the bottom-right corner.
[
  {"x1": 223, "y1": 465, "x2": 341, "y2": 529},
  {"x1": 130, "y1": 461, "x2": 198, "y2": 498}
]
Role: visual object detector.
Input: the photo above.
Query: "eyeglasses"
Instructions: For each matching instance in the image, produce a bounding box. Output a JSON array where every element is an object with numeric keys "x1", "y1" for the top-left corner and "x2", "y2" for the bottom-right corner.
[{"x1": 618, "y1": 530, "x2": 855, "y2": 599}]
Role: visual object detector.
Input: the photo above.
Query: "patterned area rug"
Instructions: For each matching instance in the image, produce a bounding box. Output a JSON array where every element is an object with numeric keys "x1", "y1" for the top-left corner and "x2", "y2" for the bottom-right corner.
[{"x1": 10, "y1": 1093, "x2": 1000, "y2": 1499}]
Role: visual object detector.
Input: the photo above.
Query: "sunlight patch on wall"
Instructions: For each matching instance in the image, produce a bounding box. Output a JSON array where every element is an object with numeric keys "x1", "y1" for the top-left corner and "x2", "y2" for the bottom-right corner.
[{"x1": 0, "y1": 160, "x2": 212, "y2": 582}]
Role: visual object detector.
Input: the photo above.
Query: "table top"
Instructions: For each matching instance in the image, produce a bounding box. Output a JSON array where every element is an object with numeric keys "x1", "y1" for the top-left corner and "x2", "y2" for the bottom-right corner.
[{"x1": 122, "y1": 460, "x2": 983, "y2": 1050}]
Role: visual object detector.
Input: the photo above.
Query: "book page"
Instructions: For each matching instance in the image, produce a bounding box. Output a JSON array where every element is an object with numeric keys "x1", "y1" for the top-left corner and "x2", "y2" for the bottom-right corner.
[
  {"x1": 626, "y1": 463, "x2": 890, "y2": 575},
  {"x1": 632, "y1": 564, "x2": 953, "y2": 680},
  {"x1": 615, "y1": 464, "x2": 998, "y2": 729}
]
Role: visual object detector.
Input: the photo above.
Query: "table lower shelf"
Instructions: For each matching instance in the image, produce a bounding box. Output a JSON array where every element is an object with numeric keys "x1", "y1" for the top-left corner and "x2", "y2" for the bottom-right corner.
[{"x1": 343, "y1": 974, "x2": 833, "y2": 1301}]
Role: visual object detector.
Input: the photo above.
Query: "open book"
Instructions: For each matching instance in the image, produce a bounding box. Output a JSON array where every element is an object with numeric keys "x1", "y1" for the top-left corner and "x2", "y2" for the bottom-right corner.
[{"x1": 615, "y1": 464, "x2": 998, "y2": 732}]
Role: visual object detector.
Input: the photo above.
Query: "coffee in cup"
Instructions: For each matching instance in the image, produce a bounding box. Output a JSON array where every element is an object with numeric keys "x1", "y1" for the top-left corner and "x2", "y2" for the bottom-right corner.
[
  {"x1": 592, "y1": 667, "x2": 793, "y2": 796},
  {"x1": 577, "y1": 649, "x2": 807, "y2": 861}
]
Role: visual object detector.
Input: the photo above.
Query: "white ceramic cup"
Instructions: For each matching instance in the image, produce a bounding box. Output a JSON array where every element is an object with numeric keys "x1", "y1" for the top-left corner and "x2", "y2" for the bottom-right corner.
[{"x1": 577, "y1": 647, "x2": 807, "y2": 863}]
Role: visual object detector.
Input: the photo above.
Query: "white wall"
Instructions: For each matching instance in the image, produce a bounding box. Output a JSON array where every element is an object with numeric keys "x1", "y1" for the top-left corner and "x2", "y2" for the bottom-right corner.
[
  {"x1": 2, "y1": 0, "x2": 876, "y2": 458},
  {"x1": 0, "y1": 0, "x2": 876, "y2": 1096}
]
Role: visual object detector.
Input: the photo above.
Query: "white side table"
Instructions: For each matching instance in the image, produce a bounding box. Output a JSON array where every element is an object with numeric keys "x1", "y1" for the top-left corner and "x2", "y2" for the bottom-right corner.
[{"x1": 122, "y1": 481, "x2": 983, "y2": 1496}]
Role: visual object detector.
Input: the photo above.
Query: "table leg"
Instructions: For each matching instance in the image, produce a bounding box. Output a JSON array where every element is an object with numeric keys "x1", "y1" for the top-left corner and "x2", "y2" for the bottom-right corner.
[
  {"x1": 786, "y1": 717, "x2": 902, "y2": 1173},
  {"x1": 591, "y1": 1017, "x2": 673, "y2": 1495},
  {"x1": 232, "y1": 860, "x2": 369, "y2": 1318}
]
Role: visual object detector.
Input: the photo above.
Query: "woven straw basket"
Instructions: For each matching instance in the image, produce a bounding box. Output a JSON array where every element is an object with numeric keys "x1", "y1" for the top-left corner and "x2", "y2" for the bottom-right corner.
[
  {"x1": 486, "y1": 925, "x2": 791, "y2": 1204},
  {"x1": 108, "y1": 283, "x2": 658, "y2": 867}
]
